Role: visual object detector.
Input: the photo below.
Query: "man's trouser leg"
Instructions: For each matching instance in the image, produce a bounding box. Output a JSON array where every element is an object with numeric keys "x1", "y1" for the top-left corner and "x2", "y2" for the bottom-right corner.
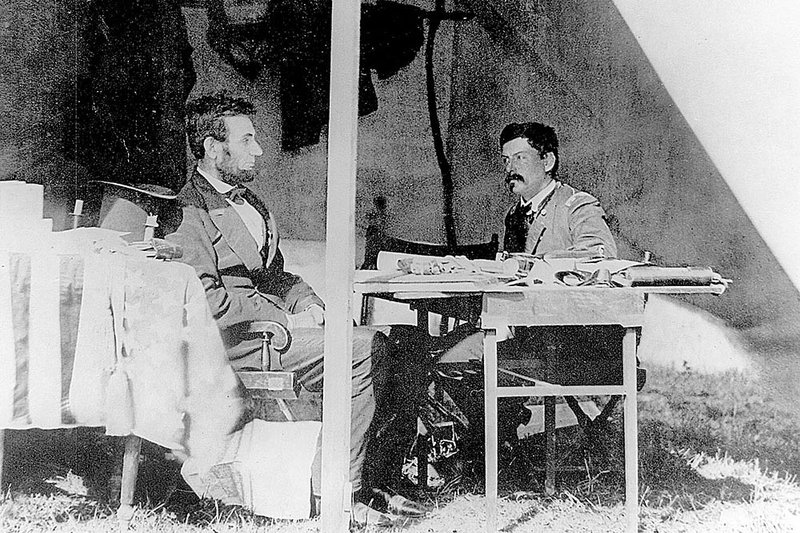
[{"x1": 279, "y1": 326, "x2": 389, "y2": 492}]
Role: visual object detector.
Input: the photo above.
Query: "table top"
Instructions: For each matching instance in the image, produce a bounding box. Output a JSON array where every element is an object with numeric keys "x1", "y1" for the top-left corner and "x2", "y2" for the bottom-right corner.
[
  {"x1": 355, "y1": 269, "x2": 726, "y2": 328},
  {"x1": 353, "y1": 269, "x2": 727, "y2": 298}
]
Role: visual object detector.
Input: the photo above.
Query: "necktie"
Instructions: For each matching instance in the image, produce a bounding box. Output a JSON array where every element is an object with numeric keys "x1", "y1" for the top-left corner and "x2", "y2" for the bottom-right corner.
[
  {"x1": 523, "y1": 201, "x2": 538, "y2": 222},
  {"x1": 226, "y1": 186, "x2": 246, "y2": 205}
]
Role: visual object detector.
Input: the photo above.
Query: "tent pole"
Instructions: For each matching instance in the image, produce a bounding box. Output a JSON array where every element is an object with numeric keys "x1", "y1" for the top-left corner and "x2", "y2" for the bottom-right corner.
[{"x1": 322, "y1": 0, "x2": 360, "y2": 531}]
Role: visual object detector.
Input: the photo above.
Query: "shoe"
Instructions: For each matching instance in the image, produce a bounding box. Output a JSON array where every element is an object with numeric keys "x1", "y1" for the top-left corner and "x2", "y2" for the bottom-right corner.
[
  {"x1": 366, "y1": 487, "x2": 429, "y2": 517},
  {"x1": 350, "y1": 501, "x2": 406, "y2": 528}
]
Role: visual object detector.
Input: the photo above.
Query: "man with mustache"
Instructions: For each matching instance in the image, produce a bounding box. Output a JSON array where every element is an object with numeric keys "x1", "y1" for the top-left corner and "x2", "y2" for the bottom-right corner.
[
  {"x1": 165, "y1": 92, "x2": 426, "y2": 525},
  {"x1": 429, "y1": 122, "x2": 623, "y2": 465},
  {"x1": 500, "y1": 122, "x2": 616, "y2": 257}
]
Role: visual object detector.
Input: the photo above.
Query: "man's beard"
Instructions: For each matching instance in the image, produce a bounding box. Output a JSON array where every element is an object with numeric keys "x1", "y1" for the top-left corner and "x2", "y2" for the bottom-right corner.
[
  {"x1": 218, "y1": 151, "x2": 257, "y2": 184},
  {"x1": 219, "y1": 166, "x2": 257, "y2": 184}
]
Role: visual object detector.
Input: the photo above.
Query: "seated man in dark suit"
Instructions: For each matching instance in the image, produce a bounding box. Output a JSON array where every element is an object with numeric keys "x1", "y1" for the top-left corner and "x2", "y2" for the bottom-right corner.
[{"x1": 165, "y1": 91, "x2": 425, "y2": 524}]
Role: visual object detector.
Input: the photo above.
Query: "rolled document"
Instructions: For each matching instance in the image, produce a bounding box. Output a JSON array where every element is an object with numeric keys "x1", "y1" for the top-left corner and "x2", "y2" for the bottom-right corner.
[{"x1": 617, "y1": 266, "x2": 718, "y2": 286}]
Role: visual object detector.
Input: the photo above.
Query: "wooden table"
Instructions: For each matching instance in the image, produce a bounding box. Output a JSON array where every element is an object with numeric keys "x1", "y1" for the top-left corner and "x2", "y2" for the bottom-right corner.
[{"x1": 354, "y1": 271, "x2": 725, "y2": 532}]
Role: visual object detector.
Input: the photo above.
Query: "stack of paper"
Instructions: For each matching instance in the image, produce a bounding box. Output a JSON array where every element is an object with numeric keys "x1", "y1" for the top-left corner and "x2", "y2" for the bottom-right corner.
[
  {"x1": 0, "y1": 180, "x2": 52, "y2": 251},
  {"x1": 375, "y1": 251, "x2": 517, "y2": 282}
]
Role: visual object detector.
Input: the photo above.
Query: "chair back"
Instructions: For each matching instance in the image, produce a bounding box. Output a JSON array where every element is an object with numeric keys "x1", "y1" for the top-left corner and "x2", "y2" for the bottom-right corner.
[
  {"x1": 362, "y1": 233, "x2": 499, "y2": 270},
  {"x1": 359, "y1": 231, "x2": 499, "y2": 330}
]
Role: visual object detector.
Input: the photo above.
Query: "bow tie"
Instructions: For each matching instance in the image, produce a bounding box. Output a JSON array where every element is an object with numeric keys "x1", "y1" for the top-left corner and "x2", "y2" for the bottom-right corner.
[{"x1": 226, "y1": 186, "x2": 247, "y2": 205}]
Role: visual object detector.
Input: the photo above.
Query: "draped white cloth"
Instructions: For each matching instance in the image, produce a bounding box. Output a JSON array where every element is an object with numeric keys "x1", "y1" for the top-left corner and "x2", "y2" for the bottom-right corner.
[
  {"x1": 1, "y1": 246, "x2": 321, "y2": 516},
  {"x1": 0, "y1": 248, "x2": 242, "y2": 478}
]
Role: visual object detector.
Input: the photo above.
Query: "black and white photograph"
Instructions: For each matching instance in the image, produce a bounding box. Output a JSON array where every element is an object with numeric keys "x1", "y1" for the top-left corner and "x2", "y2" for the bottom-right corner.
[{"x1": 1, "y1": 1, "x2": 799, "y2": 531}]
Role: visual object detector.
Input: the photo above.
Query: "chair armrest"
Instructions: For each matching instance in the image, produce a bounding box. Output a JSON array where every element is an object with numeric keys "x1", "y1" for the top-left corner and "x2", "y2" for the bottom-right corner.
[
  {"x1": 247, "y1": 320, "x2": 292, "y2": 353},
  {"x1": 239, "y1": 321, "x2": 298, "y2": 398}
]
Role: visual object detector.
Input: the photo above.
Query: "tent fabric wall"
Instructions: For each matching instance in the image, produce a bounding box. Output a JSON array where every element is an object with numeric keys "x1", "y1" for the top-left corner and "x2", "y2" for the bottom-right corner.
[
  {"x1": 0, "y1": 0, "x2": 83, "y2": 229},
  {"x1": 184, "y1": 2, "x2": 455, "y2": 244},
  {"x1": 446, "y1": 0, "x2": 800, "y2": 353},
  {"x1": 612, "y1": 0, "x2": 800, "y2": 293},
  {"x1": 1, "y1": 0, "x2": 194, "y2": 225}
]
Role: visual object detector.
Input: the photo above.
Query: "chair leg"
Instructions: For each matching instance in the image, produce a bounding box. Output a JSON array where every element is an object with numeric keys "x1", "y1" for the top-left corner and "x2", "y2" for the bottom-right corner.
[
  {"x1": 564, "y1": 395, "x2": 619, "y2": 476},
  {"x1": 359, "y1": 295, "x2": 372, "y2": 326},
  {"x1": 563, "y1": 396, "x2": 593, "y2": 427},
  {"x1": 276, "y1": 398, "x2": 296, "y2": 422},
  {"x1": 595, "y1": 395, "x2": 621, "y2": 424},
  {"x1": 416, "y1": 426, "x2": 429, "y2": 495},
  {"x1": 117, "y1": 435, "x2": 142, "y2": 530}
]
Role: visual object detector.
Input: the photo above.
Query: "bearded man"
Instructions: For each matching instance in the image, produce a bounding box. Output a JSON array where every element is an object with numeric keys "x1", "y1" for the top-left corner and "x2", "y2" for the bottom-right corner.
[{"x1": 164, "y1": 92, "x2": 426, "y2": 525}]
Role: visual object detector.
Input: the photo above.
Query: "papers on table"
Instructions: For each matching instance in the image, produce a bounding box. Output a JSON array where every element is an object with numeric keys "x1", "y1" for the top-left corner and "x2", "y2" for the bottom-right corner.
[
  {"x1": 49, "y1": 227, "x2": 131, "y2": 255},
  {"x1": 576, "y1": 258, "x2": 644, "y2": 274},
  {"x1": 472, "y1": 258, "x2": 520, "y2": 276},
  {"x1": 374, "y1": 251, "x2": 518, "y2": 283},
  {"x1": 508, "y1": 257, "x2": 645, "y2": 286},
  {"x1": 364, "y1": 251, "x2": 727, "y2": 289},
  {"x1": 388, "y1": 272, "x2": 495, "y2": 284}
]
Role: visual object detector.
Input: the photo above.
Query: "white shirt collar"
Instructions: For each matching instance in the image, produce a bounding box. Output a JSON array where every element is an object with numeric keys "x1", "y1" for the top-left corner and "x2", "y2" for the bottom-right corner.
[
  {"x1": 197, "y1": 166, "x2": 235, "y2": 194},
  {"x1": 197, "y1": 166, "x2": 265, "y2": 249},
  {"x1": 520, "y1": 180, "x2": 557, "y2": 211}
]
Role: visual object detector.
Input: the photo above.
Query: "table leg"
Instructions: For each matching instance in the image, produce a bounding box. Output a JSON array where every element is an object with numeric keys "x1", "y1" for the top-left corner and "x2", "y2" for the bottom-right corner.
[
  {"x1": 0, "y1": 429, "x2": 4, "y2": 492},
  {"x1": 117, "y1": 434, "x2": 142, "y2": 530},
  {"x1": 416, "y1": 308, "x2": 429, "y2": 337},
  {"x1": 623, "y1": 327, "x2": 639, "y2": 533},
  {"x1": 483, "y1": 328, "x2": 498, "y2": 533},
  {"x1": 544, "y1": 397, "x2": 556, "y2": 495},
  {"x1": 417, "y1": 431, "x2": 429, "y2": 498},
  {"x1": 416, "y1": 309, "x2": 430, "y2": 493},
  {"x1": 544, "y1": 337, "x2": 556, "y2": 496}
]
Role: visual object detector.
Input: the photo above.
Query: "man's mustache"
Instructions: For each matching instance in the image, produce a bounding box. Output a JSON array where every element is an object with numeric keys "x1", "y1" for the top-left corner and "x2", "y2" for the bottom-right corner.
[{"x1": 505, "y1": 173, "x2": 524, "y2": 184}]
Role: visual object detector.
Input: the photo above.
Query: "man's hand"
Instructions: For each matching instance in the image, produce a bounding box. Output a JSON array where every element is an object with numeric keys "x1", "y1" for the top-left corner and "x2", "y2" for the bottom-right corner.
[
  {"x1": 286, "y1": 304, "x2": 325, "y2": 329},
  {"x1": 307, "y1": 304, "x2": 325, "y2": 326}
]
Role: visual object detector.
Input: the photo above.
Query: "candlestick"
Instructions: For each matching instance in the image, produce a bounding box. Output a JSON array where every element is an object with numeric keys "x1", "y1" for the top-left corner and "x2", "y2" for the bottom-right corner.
[
  {"x1": 70, "y1": 199, "x2": 85, "y2": 229},
  {"x1": 143, "y1": 214, "x2": 158, "y2": 241}
]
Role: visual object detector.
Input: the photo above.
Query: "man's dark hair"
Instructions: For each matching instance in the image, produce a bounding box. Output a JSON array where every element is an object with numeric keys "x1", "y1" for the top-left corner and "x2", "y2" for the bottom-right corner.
[
  {"x1": 500, "y1": 122, "x2": 560, "y2": 177},
  {"x1": 186, "y1": 92, "x2": 256, "y2": 159}
]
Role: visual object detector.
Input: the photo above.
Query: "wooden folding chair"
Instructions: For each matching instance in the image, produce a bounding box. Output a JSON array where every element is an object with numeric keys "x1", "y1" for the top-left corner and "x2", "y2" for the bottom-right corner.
[
  {"x1": 359, "y1": 227, "x2": 498, "y2": 333},
  {"x1": 358, "y1": 208, "x2": 498, "y2": 492}
]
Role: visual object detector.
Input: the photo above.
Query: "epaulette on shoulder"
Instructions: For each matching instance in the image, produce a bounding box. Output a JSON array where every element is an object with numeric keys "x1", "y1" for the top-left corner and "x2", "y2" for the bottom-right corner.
[{"x1": 565, "y1": 191, "x2": 598, "y2": 208}]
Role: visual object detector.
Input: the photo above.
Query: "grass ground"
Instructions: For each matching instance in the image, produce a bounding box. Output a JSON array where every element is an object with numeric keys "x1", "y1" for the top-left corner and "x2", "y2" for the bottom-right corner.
[{"x1": 2, "y1": 363, "x2": 800, "y2": 532}]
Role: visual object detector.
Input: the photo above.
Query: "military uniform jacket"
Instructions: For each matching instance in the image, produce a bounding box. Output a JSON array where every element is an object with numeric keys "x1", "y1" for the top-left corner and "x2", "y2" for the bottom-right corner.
[
  {"x1": 503, "y1": 181, "x2": 617, "y2": 257},
  {"x1": 165, "y1": 171, "x2": 323, "y2": 339}
]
